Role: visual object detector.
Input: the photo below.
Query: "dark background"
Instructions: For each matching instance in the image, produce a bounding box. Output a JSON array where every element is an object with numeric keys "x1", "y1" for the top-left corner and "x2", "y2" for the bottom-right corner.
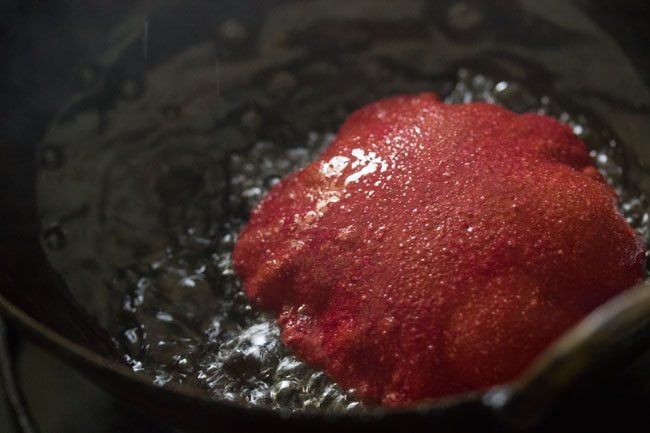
[{"x1": 0, "y1": 338, "x2": 181, "y2": 433}]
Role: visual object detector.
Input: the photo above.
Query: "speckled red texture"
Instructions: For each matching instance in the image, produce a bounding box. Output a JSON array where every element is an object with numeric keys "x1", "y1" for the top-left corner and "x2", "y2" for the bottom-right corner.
[{"x1": 233, "y1": 93, "x2": 645, "y2": 406}]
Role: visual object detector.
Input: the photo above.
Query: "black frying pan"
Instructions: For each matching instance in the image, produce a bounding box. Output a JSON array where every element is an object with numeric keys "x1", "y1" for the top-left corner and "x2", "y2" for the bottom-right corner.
[{"x1": 1, "y1": 1, "x2": 649, "y2": 432}]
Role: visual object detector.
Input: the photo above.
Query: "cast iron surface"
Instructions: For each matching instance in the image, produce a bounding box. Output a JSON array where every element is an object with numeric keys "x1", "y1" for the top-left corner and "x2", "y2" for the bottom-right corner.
[
  {"x1": 1, "y1": 1, "x2": 650, "y2": 432},
  {"x1": 0, "y1": 323, "x2": 184, "y2": 433},
  {"x1": 0, "y1": 321, "x2": 37, "y2": 433}
]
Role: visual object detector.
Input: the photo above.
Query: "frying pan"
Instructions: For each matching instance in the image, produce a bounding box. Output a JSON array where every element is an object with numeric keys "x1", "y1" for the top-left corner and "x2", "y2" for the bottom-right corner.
[{"x1": 1, "y1": 0, "x2": 649, "y2": 432}]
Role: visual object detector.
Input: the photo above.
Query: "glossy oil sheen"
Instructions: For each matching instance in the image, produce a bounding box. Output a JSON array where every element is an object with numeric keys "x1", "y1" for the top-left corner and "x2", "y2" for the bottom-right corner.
[{"x1": 35, "y1": 65, "x2": 649, "y2": 411}]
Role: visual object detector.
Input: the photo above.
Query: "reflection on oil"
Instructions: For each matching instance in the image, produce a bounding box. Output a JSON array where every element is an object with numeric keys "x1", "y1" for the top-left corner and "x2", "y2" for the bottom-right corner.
[{"x1": 37, "y1": 66, "x2": 650, "y2": 411}]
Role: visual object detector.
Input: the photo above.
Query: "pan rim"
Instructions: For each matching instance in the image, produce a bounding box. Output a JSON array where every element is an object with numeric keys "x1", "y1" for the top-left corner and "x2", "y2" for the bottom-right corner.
[
  {"x1": 2, "y1": 273, "x2": 649, "y2": 429},
  {"x1": 0, "y1": 291, "x2": 487, "y2": 422}
]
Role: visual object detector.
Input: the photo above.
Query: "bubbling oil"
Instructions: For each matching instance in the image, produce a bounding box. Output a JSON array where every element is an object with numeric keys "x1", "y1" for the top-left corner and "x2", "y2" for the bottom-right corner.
[
  {"x1": 113, "y1": 70, "x2": 648, "y2": 411},
  {"x1": 39, "y1": 68, "x2": 649, "y2": 412}
]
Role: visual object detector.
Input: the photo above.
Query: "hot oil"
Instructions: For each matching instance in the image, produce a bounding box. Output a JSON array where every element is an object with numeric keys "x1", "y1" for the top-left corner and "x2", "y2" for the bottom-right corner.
[
  {"x1": 116, "y1": 70, "x2": 650, "y2": 411},
  {"x1": 38, "y1": 68, "x2": 649, "y2": 412}
]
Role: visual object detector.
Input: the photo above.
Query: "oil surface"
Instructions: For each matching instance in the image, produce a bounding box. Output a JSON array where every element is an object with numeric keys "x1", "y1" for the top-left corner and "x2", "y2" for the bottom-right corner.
[{"x1": 37, "y1": 67, "x2": 649, "y2": 411}]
